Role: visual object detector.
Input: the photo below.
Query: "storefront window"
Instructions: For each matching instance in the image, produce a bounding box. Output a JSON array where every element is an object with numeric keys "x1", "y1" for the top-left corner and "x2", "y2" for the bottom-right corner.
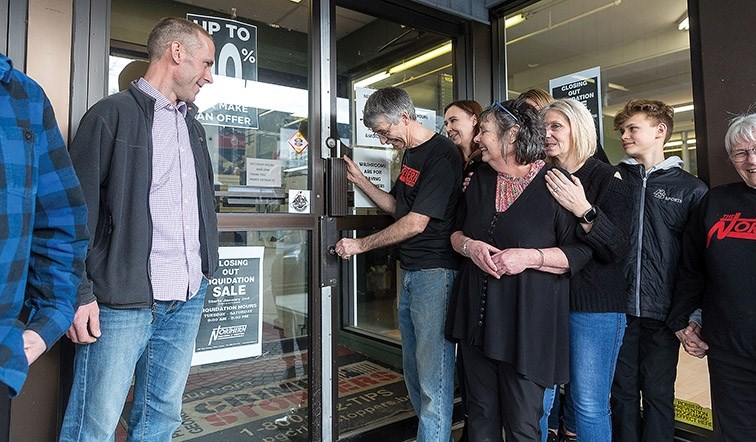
[
  {"x1": 109, "y1": 0, "x2": 310, "y2": 215},
  {"x1": 108, "y1": 1, "x2": 314, "y2": 440},
  {"x1": 504, "y1": 0, "x2": 710, "y2": 431},
  {"x1": 177, "y1": 229, "x2": 310, "y2": 440},
  {"x1": 505, "y1": 0, "x2": 696, "y2": 170}
]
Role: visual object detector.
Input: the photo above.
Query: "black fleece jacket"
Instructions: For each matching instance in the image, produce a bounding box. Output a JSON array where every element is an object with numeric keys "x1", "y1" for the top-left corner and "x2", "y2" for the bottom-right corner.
[{"x1": 69, "y1": 84, "x2": 219, "y2": 308}]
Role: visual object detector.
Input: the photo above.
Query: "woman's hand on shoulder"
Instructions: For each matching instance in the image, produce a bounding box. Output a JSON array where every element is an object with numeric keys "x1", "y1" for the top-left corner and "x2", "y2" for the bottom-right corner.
[
  {"x1": 545, "y1": 169, "x2": 592, "y2": 217},
  {"x1": 462, "y1": 171, "x2": 474, "y2": 192}
]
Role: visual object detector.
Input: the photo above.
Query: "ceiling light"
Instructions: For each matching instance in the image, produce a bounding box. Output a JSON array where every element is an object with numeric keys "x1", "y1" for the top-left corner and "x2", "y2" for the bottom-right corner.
[
  {"x1": 678, "y1": 16, "x2": 689, "y2": 31},
  {"x1": 607, "y1": 82, "x2": 629, "y2": 92},
  {"x1": 290, "y1": 0, "x2": 302, "y2": 3},
  {"x1": 665, "y1": 138, "x2": 696, "y2": 148},
  {"x1": 673, "y1": 104, "x2": 694, "y2": 113},
  {"x1": 354, "y1": 71, "x2": 390, "y2": 89},
  {"x1": 388, "y1": 43, "x2": 452, "y2": 74},
  {"x1": 505, "y1": 14, "x2": 526, "y2": 29}
]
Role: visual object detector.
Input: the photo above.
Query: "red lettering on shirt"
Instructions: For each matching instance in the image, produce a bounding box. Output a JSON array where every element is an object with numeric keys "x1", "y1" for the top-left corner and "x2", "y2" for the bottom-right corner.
[
  {"x1": 706, "y1": 212, "x2": 756, "y2": 247},
  {"x1": 399, "y1": 165, "x2": 420, "y2": 187}
]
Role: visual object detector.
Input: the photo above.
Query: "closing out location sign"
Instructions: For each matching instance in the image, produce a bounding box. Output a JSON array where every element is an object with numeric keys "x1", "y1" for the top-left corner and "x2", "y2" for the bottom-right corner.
[{"x1": 549, "y1": 66, "x2": 603, "y2": 145}]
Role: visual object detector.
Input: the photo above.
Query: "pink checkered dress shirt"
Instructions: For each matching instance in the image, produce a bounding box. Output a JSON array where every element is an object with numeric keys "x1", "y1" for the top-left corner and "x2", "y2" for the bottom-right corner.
[{"x1": 137, "y1": 78, "x2": 203, "y2": 301}]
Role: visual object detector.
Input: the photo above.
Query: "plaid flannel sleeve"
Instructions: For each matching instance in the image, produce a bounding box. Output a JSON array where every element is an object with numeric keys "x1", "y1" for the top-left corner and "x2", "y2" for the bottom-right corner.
[{"x1": 24, "y1": 91, "x2": 89, "y2": 349}]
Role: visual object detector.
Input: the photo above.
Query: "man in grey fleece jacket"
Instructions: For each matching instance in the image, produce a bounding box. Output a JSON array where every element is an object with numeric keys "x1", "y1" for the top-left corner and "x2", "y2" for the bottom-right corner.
[{"x1": 60, "y1": 17, "x2": 219, "y2": 441}]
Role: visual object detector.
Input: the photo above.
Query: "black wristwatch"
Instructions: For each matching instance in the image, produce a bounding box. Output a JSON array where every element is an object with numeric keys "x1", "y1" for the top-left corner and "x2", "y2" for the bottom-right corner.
[{"x1": 578, "y1": 206, "x2": 597, "y2": 224}]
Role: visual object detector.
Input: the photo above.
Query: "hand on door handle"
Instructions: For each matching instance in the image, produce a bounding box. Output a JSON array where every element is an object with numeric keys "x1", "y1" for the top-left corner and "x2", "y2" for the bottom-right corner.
[{"x1": 333, "y1": 238, "x2": 360, "y2": 260}]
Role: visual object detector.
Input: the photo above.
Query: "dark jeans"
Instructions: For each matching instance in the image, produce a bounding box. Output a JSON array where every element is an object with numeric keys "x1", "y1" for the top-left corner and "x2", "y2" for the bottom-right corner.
[
  {"x1": 460, "y1": 342, "x2": 544, "y2": 442},
  {"x1": 708, "y1": 354, "x2": 756, "y2": 441},
  {"x1": 611, "y1": 316, "x2": 679, "y2": 442}
]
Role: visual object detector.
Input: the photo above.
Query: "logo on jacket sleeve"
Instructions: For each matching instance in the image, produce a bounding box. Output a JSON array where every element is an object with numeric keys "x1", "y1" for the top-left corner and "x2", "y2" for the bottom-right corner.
[
  {"x1": 706, "y1": 212, "x2": 756, "y2": 247},
  {"x1": 399, "y1": 165, "x2": 420, "y2": 187}
]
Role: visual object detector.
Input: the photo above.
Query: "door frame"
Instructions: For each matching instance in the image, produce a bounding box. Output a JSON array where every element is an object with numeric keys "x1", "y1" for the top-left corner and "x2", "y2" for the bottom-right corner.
[{"x1": 64, "y1": 1, "x2": 488, "y2": 440}]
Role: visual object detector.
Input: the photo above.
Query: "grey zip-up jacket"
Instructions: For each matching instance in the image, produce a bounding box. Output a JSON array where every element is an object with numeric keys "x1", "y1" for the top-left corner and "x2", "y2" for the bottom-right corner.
[
  {"x1": 69, "y1": 84, "x2": 219, "y2": 308},
  {"x1": 616, "y1": 156, "x2": 707, "y2": 321}
]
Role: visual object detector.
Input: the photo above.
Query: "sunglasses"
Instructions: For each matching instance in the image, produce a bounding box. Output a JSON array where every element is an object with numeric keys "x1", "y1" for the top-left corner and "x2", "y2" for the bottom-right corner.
[{"x1": 490, "y1": 100, "x2": 520, "y2": 123}]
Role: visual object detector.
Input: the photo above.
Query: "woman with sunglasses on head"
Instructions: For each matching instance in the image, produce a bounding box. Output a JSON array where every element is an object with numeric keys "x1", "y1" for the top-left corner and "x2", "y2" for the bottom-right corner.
[
  {"x1": 445, "y1": 99, "x2": 591, "y2": 441},
  {"x1": 540, "y1": 98, "x2": 633, "y2": 441}
]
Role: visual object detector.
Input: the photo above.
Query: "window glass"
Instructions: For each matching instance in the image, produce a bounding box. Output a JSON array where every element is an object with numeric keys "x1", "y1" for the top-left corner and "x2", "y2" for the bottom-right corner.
[
  {"x1": 108, "y1": 1, "x2": 314, "y2": 439},
  {"x1": 336, "y1": 8, "x2": 453, "y2": 340},
  {"x1": 505, "y1": 0, "x2": 709, "y2": 430},
  {"x1": 505, "y1": 0, "x2": 696, "y2": 172},
  {"x1": 109, "y1": 0, "x2": 311, "y2": 214}
]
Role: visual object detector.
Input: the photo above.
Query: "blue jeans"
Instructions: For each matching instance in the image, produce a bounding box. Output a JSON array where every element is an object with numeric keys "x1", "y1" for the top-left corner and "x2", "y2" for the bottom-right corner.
[
  {"x1": 569, "y1": 311, "x2": 625, "y2": 442},
  {"x1": 60, "y1": 281, "x2": 207, "y2": 442},
  {"x1": 546, "y1": 384, "x2": 576, "y2": 434},
  {"x1": 541, "y1": 385, "x2": 556, "y2": 441},
  {"x1": 399, "y1": 268, "x2": 456, "y2": 442}
]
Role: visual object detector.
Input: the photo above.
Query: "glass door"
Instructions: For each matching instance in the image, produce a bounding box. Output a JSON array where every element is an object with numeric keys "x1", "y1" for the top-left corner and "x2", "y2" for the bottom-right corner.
[
  {"x1": 108, "y1": 1, "x2": 319, "y2": 440},
  {"x1": 331, "y1": 4, "x2": 459, "y2": 438},
  {"x1": 103, "y1": 0, "x2": 470, "y2": 440}
]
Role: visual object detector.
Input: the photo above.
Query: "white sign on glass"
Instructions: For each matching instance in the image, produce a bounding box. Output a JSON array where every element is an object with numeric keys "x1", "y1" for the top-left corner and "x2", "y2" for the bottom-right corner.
[{"x1": 352, "y1": 147, "x2": 394, "y2": 208}]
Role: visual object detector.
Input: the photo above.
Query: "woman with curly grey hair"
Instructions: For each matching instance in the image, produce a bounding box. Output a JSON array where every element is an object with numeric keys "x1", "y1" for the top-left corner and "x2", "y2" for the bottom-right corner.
[{"x1": 446, "y1": 99, "x2": 592, "y2": 441}]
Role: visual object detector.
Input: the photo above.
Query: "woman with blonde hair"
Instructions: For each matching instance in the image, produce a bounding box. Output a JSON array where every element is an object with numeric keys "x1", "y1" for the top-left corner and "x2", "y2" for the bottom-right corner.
[{"x1": 541, "y1": 98, "x2": 632, "y2": 441}]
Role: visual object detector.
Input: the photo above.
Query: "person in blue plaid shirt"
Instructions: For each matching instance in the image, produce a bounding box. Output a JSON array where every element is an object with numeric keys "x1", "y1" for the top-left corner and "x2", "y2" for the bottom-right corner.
[{"x1": 0, "y1": 52, "x2": 88, "y2": 399}]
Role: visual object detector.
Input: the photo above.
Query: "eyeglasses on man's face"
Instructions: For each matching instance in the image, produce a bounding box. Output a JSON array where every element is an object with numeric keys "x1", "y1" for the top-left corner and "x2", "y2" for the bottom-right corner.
[
  {"x1": 373, "y1": 121, "x2": 395, "y2": 138},
  {"x1": 730, "y1": 146, "x2": 756, "y2": 163}
]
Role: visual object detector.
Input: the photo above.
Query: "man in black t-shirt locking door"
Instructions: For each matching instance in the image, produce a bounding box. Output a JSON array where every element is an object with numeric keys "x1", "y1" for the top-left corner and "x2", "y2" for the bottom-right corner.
[{"x1": 336, "y1": 87, "x2": 462, "y2": 441}]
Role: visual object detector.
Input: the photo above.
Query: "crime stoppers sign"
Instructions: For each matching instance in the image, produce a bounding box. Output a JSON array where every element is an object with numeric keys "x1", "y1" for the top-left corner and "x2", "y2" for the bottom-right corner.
[{"x1": 188, "y1": 13, "x2": 259, "y2": 130}]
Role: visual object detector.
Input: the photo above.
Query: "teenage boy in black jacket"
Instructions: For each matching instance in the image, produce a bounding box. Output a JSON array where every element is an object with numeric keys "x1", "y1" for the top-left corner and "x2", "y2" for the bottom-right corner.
[{"x1": 609, "y1": 99, "x2": 707, "y2": 442}]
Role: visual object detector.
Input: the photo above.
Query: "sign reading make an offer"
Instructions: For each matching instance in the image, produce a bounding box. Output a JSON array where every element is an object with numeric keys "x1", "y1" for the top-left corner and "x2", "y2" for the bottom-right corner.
[
  {"x1": 549, "y1": 66, "x2": 603, "y2": 145},
  {"x1": 192, "y1": 246, "x2": 264, "y2": 366},
  {"x1": 188, "y1": 13, "x2": 259, "y2": 129},
  {"x1": 352, "y1": 147, "x2": 394, "y2": 208}
]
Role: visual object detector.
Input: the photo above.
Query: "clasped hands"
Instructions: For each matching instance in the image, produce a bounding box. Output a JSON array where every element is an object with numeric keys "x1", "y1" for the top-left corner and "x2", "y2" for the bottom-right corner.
[
  {"x1": 675, "y1": 321, "x2": 708, "y2": 358},
  {"x1": 466, "y1": 240, "x2": 534, "y2": 278}
]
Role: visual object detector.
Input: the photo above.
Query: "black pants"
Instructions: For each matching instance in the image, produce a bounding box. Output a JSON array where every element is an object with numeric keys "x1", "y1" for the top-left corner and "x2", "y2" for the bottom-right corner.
[
  {"x1": 0, "y1": 382, "x2": 9, "y2": 441},
  {"x1": 708, "y1": 354, "x2": 756, "y2": 441},
  {"x1": 611, "y1": 316, "x2": 679, "y2": 442},
  {"x1": 460, "y1": 342, "x2": 544, "y2": 442}
]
